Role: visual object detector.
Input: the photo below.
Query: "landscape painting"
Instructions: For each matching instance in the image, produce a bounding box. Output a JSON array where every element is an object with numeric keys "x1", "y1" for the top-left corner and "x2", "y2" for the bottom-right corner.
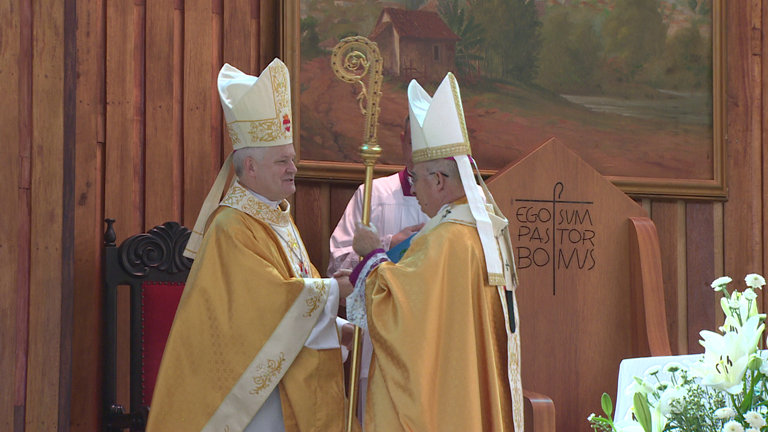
[{"x1": 296, "y1": 0, "x2": 722, "y2": 195}]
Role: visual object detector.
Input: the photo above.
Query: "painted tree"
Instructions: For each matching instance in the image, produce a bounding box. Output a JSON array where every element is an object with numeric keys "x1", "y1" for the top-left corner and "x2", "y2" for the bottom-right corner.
[
  {"x1": 473, "y1": 0, "x2": 543, "y2": 83},
  {"x1": 602, "y1": 0, "x2": 667, "y2": 82},
  {"x1": 536, "y1": 7, "x2": 604, "y2": 94},
  {"x1": 437, "y1": 0, "x2": 486, "y2": 78}
]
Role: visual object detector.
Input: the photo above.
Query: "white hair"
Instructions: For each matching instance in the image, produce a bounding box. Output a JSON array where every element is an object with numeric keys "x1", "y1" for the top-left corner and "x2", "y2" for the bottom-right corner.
[
  {"x1": 420, "y1": 158, "x2": 460, "y2": 182},
  {"x1": 233, "y1": 146, "x2": 269, "y2": 178}
]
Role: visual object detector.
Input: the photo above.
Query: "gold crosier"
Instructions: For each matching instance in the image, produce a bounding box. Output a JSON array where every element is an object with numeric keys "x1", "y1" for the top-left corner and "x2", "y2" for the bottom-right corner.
[{"x1": 330, "y1": 36, "x2": 383, "y2": 432}]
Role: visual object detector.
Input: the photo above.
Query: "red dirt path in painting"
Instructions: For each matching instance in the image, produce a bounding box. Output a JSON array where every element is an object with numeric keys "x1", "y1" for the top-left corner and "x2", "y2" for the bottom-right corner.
[{"x1": 300, "y1": 57, "x2": 713, "y2": 180}]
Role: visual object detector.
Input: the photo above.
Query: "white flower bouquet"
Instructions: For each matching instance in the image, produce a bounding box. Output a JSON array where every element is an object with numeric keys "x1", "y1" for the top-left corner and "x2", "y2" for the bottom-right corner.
[{"x1": 589, "y1": 274, "x2": 768, "y2": 432}]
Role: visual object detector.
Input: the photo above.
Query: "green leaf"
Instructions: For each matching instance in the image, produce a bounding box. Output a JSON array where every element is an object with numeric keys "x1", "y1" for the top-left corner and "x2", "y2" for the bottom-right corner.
[
  {"x1": 633, "y1": 393, "x2": 652, "y2": 432},
  {"x1": 600, "y1": 393, "x2": 614, "y2": 418}
]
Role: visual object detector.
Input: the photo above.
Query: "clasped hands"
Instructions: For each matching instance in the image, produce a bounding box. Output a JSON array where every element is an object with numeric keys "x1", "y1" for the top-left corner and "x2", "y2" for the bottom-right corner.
[{"x1": 334, "y1": 222, "x2": 425, "y2": 300}]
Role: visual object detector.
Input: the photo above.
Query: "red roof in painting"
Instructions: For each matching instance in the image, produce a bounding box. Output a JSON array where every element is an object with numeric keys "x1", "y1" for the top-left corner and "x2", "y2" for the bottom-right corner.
[{"x1": 369, "y1": 8, "x2": 460, "y2": 41}]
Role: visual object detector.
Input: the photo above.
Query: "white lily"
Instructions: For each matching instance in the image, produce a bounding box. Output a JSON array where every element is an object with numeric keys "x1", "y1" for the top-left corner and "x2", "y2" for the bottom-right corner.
[
  {"x1": 722, "y1": 293, "x2": 762, "y2": 329},
  {"x1": 625, "y1": 376, "x2": 654, "y2": 396},
  {"x1": 616, "y1": 403, "x2": 668, "y2": 432},
  {"x1": 692, "y1": 330, "x2": 750, "y2": 394},
  {"x1": 613, "y1": 419, "x2": 644, "y2": 432}
]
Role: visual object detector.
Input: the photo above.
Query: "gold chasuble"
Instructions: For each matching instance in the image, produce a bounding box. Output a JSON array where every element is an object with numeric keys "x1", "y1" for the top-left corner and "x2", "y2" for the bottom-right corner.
[
  {"x1": 359, "y1": 199, "x2": 520, "y2": 432},
  {"x1": 146, "y1": 181, "x2": 346, "y2": 432}
]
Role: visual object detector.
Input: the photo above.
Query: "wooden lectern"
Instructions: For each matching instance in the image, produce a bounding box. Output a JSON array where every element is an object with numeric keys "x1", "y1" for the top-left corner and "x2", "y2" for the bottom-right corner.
[{"x1": 487, "y1": 138, "x2": 672, "y2": 432}]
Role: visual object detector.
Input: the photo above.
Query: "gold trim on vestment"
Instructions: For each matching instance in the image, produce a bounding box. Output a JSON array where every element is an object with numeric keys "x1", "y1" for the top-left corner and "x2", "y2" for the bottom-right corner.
[
  {"x1": 221, "y1": 182, "x2": 292, "y2": 227},
  {"x1": 448, "y1": 73, "x2": 470, "y2": 146},
  {"x1": 250, "y1": 352, "x2": 286, "y2": 395},
  {"x1": 411, "y1": 142, "x2": 471, "y2": 164}
]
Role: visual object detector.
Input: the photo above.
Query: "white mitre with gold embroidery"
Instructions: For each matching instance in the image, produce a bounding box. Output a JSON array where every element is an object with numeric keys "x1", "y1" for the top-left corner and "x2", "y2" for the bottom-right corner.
[
  {"x1": 184, "y1": 59, "x2": 293, "y2": 259},
  {"x1": 408, "y1": 73, "x2": 515, "y2": 287}
]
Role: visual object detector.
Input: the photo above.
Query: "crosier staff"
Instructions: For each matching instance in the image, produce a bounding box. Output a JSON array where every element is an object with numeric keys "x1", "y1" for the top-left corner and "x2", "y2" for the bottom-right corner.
[{"x1": 330, "y1": 36, "x2": 383, "y2": 432}]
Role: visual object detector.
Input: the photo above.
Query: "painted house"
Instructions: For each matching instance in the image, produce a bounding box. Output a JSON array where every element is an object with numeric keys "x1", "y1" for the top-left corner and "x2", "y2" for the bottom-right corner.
[{"x1": 368, "y1": 7, "x2": 460, "y2": 82}]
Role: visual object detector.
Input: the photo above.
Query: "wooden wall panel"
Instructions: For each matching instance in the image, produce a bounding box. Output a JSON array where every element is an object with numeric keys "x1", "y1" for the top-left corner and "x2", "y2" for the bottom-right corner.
[
  {"x1": 145, "y1": 0, "x2": 181, "y2": 228},
  {"x1": 105, "y1": 0, "x2": 140, "y2": 412},
  {"x1": 105, "y1": 0, "x2": 141, "y2": 242},
  {"x1": 330, "y1": 183, "x2": 359, "y2": 231},
  {"x1": 25, "y1": 0, "x2": 65, "y2": 430},
  {"x1": 294, "y1": 181, "x2": 331, "y2": 275},
  {"x1": 223, "y1": 0, "x2": 253, "y2": 74},
  {"x1": 763, "y1": 0, "x2": 768, "y2": 318},
  {"x1": 183, "y1": 0, "x2": 216, "y2": 227},
  {"x1": 0, "y1": 0, "x2": 21, "y2": 428},
  {"x1": 14, "y1": 0, "x2": 33, "y2": 429},
  {"x1": 71, "y1": 0, "x2": 105, "y2": 429},
  {"x1": 650, "y1": 201, "x2": 685, "y2": 354},
  {"x1": 685, "y1": 202, "x2": 716, "y2": 354},
  {"x1": 724, "y1": 0, "x2": 763, "y2": 280}
]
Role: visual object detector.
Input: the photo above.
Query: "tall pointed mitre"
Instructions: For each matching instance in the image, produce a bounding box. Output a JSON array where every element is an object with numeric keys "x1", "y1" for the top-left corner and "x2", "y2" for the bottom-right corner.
[
  {"x1": 408, "y1": 73, "x2": 516, "y2": 287},
  {"x1": 184, "y1": 59, "x2": 293, "y2": 259}
]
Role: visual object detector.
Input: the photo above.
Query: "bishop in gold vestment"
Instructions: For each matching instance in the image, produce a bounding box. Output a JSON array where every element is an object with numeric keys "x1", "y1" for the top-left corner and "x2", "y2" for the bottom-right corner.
[
  {"x1": 146, "y1": 59, "x2": 354, "y2": 432},
  {"x1": 347, "y1": 73, "x2": 523, "y2": 431}
]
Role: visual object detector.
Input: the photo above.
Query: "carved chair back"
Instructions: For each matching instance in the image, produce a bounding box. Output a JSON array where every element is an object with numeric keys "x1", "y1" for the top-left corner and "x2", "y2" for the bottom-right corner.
[{"x1": 102, "y1": 218, "x2": 192, "y2": 432}]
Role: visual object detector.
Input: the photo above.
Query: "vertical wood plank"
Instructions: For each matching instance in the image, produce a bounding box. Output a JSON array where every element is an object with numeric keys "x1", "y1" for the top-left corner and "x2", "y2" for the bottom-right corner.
[
  {"x1": 330, "y1": 183, "x2": 359, "y2": 231},
  {"x1": 134, "y1": 0, "x2": 147, "y2": 233},
  {"x1": 71, "y1": 0, "x2": 106, "y2": 429},
  {"x1": 250, "y1": 0, "x2": 261, "y2": 73},
  {"x1": 293, "y1": 181, "x2": 330, "y2": 272},
  {"x1": 0, "y1": 0, "x2": 21, "y2": 428},
  {"x1": 145, "y1": 0, "x2": 178, "y2": 228},
  {"x1": 15, "y1": 0, "x2": 33, "y2": 429},
  {"x1": 25, "y1": 0, "x2": 65, "y2": 429},
  {"x1": 174, "y1": 0, "x2": 185, "y2": 222},
  {"x1": 714, "y1": 201, "x2": 725, "y2": 326},
  {"x1": 763, "y1": 0, "x2": 768, "y2": 311},
  {"x1": 105, "y1": 0, "x2": 140, "y2": 241},
  {"x1": 183, "y1": 0, "x2": 215, "y2": 227},
  {"x1": 60, "y1": 0, "x2": 77, "y2": 428},
  {"x1": 212, "y1": 0, "x2": 224, "y2": 167},
  {"x1": 675, "y1": 200, "x2": 687, "y2": 353},
  {"x1": 105, "y1": 0, "x2": 138, "y2": 411},
  {"x1": 724, "y1": 0, "x2": 763, "y2": 280},
  {"x1": 651, "y1": 200, "x2": 682, "y2": 354},
  {"x1": 260, "y1": 0, "x2": 276, "y2": 66},
  {"x1": 224, "y1": 0, "x2": 253, "y2": 73},
  {"x1": 686, "y1": 202, "x2": 716, "y2": 353}
]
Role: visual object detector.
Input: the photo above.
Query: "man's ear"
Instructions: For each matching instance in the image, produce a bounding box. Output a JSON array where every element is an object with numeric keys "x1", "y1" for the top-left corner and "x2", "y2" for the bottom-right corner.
[
  {"x1": 243, "y1": 156, "x2": 256, "y2": 177},
  {"x1": 434, "y1": 171, "x2": 446, "y2": 190}
]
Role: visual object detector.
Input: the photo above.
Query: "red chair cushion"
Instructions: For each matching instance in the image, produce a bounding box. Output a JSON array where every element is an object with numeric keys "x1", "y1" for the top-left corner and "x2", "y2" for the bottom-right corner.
[{"x1": 141, "y1": 281, "x2": 185, "y2": 405}]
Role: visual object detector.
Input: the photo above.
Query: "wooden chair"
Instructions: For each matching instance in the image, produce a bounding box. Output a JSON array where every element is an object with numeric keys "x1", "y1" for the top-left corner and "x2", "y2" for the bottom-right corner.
[
  {"x1": 487, "y1": 138, "x2": 672, "y2": 432},
  {"x1": 102, "y1": 218, "x2": 192, "y2": 432}
]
